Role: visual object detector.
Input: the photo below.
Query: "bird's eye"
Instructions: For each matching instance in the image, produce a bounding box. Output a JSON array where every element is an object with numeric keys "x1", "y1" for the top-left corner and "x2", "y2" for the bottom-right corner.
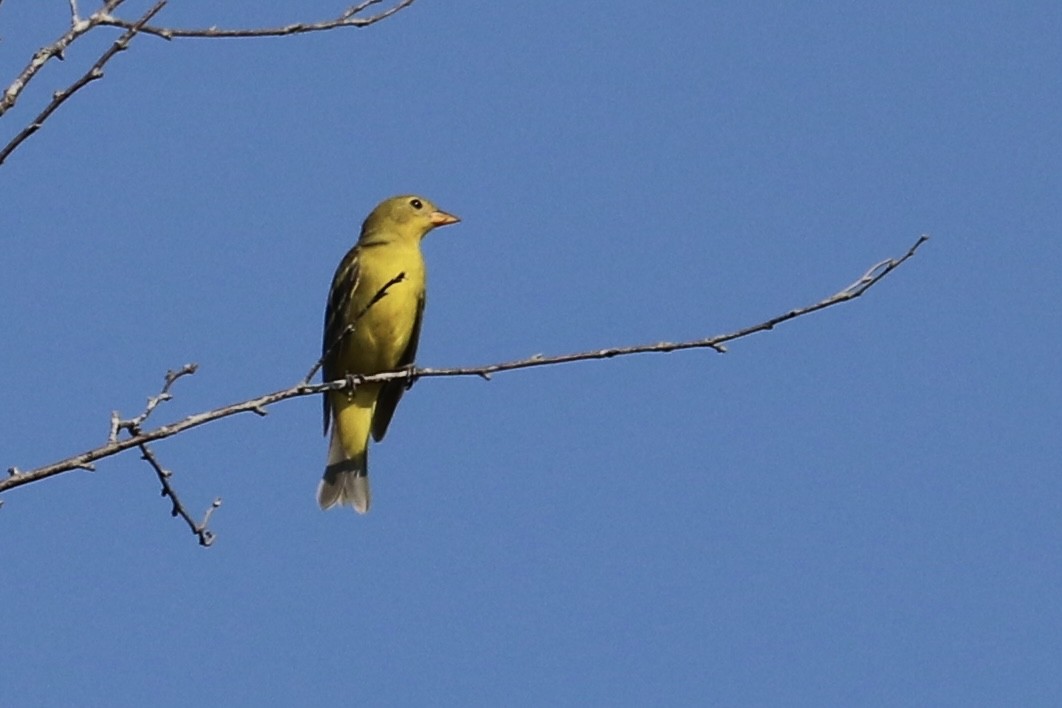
[{"x1": 410, "y1": 198, "x2": 423, "y2": 210}]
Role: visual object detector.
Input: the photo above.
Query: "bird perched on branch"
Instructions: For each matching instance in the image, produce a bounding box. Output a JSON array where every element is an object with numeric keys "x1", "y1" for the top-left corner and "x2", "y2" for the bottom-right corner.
[{"x1": 318, "y1": 195, "x2": 460, "y2": 512}]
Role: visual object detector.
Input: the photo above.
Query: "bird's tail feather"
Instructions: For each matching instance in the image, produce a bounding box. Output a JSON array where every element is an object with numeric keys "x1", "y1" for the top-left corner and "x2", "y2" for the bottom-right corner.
[{"x1": 318, "y1": 426, "x2": 371, "y2": 513}]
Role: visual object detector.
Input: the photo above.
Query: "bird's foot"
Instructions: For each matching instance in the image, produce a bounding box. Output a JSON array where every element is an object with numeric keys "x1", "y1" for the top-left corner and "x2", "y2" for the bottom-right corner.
[{"x1": 344, "y1": 373, "x2": 363, "y2": 397}]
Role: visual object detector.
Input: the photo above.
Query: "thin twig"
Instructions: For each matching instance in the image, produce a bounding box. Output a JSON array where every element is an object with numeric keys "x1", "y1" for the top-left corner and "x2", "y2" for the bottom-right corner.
[
  {"x1": 0, "y1": 0, "x2": 132, "y2": 116},
  {"x1": 99, "y1": 0, "x2": 416, "y2": 40},
  {"x1": 412, "y1": 236, "x2": 932, "y2": 379},
  {"x1": 0, "y1": 237, "x2": 927, "y2": 495},
  {"x1": 138, "y1": 443, "x2": 219, "y2": 546},
  {"x1": 110, "y1": 365, "x2": 219, "y2": 544},
  {"x1": 304, "y1": 272, "x2": 406, "y2": 384},
  {"x1": 1, "y1": 1, "x2": 417, "y2": 167},
  {"x1": 109, "y1": 363, "x2": 198, "y2": 442},
  {"x1": 0, "y1": 1, "x2": 166, "y2": 166},
  {"x1": 1, "y1": 12, "x2": 96, "y2": 118}
]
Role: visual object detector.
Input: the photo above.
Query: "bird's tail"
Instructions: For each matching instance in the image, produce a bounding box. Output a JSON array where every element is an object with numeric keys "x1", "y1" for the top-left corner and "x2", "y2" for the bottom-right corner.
[{"x1": 317, "y1": 386, "x2": 376, "y2": 513}]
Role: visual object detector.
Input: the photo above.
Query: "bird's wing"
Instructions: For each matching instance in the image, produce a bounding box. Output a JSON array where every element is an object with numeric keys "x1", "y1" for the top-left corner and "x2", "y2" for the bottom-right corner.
[
  {"x1": 371, "y1": 292, "x2": 424, "y2": 442},
  {"x1": 322, "y1": 245, "x2": 360, "y2": 435}
]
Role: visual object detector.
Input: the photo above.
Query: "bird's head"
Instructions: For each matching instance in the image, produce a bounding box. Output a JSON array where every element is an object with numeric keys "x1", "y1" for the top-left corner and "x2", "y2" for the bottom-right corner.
[{"x1": 360, "y1": 195, "x2": 460, "y2": 242}]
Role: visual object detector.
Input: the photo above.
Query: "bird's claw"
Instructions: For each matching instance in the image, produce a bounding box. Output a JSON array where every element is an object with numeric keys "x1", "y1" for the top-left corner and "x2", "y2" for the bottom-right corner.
[{"x1": 344, "y1": 373, "x2": 362, "y2": 398}]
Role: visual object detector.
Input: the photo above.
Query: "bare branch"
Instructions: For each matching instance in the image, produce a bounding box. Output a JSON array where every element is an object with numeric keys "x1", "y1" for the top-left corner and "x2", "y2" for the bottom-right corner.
[
  {"x1": 105, "y1": 365, "x2": 218, "y2": 545},
  {"x1": 0, "y1": 237, "x2": 927, "y2": 496},
  {"x1": 99, "y1": 0, "x2": 418, "y2": 40},
  {"x1": 1, "y1": 15, "x2": 95, "y2": 118},
  {"x1": 0, "y1": 1, "x2": 166, "y2": 166},
  {"x1": 413, "y1": 235, "x2": 930, "y2": 379},
  {"x1": 138, "y1": 443, "x2": 219, "y2": 546},
  {"x1": 1, "y1": 1, "x2": 418, "y2": 167},
  {"x1": 109, "y1": 363, "x2": 198, "y2": 443}
]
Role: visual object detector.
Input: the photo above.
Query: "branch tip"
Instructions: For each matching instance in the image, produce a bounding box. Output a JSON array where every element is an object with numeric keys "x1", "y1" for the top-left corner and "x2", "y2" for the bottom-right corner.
[{"x1": 95, "y1": 0, "x2": 418, "y2": 41}]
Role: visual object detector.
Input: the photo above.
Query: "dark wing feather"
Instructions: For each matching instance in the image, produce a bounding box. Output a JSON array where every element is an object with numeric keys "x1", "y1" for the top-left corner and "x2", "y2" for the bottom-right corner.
[
  {"x1": 371, "y1": 293, "x2": 424, "y2": 442},
  {"x1": 322, "y1": 246, "x2": 360, "y2": 435}
]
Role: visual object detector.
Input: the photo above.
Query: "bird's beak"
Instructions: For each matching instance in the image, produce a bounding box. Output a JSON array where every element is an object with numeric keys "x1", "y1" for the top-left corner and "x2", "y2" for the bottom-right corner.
[{"x1": 429, "y1": 210, "x2": 460, "y2": 227}]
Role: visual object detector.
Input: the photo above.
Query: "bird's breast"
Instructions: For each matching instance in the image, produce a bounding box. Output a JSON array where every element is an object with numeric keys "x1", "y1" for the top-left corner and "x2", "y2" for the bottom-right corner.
[{"x1": 343, "y1": 244, "x2": 425, "y2": 374}]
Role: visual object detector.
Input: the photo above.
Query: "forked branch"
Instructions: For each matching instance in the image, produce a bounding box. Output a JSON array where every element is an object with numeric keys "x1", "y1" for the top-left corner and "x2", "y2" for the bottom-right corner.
[{"x1": 0, "y1": 1, "x2": 419, "y2": 166}]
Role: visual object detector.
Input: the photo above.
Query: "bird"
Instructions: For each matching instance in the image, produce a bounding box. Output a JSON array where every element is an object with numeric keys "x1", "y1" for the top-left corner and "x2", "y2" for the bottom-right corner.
[{"x1": 318, "y1": 195, "x2": 460, "y2": 512}]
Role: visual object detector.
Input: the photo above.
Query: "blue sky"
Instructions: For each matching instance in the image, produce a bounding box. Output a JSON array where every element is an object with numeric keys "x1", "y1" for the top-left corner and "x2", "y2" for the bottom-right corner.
[{"x1": 2, "y1": 1, "x2": 1061, "y2": 705}]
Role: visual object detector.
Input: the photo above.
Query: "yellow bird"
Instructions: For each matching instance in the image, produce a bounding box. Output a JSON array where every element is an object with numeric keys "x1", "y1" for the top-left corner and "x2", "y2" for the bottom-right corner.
[{"x1": 318, "y1": 195, "x2": 460, "y2": 512}]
